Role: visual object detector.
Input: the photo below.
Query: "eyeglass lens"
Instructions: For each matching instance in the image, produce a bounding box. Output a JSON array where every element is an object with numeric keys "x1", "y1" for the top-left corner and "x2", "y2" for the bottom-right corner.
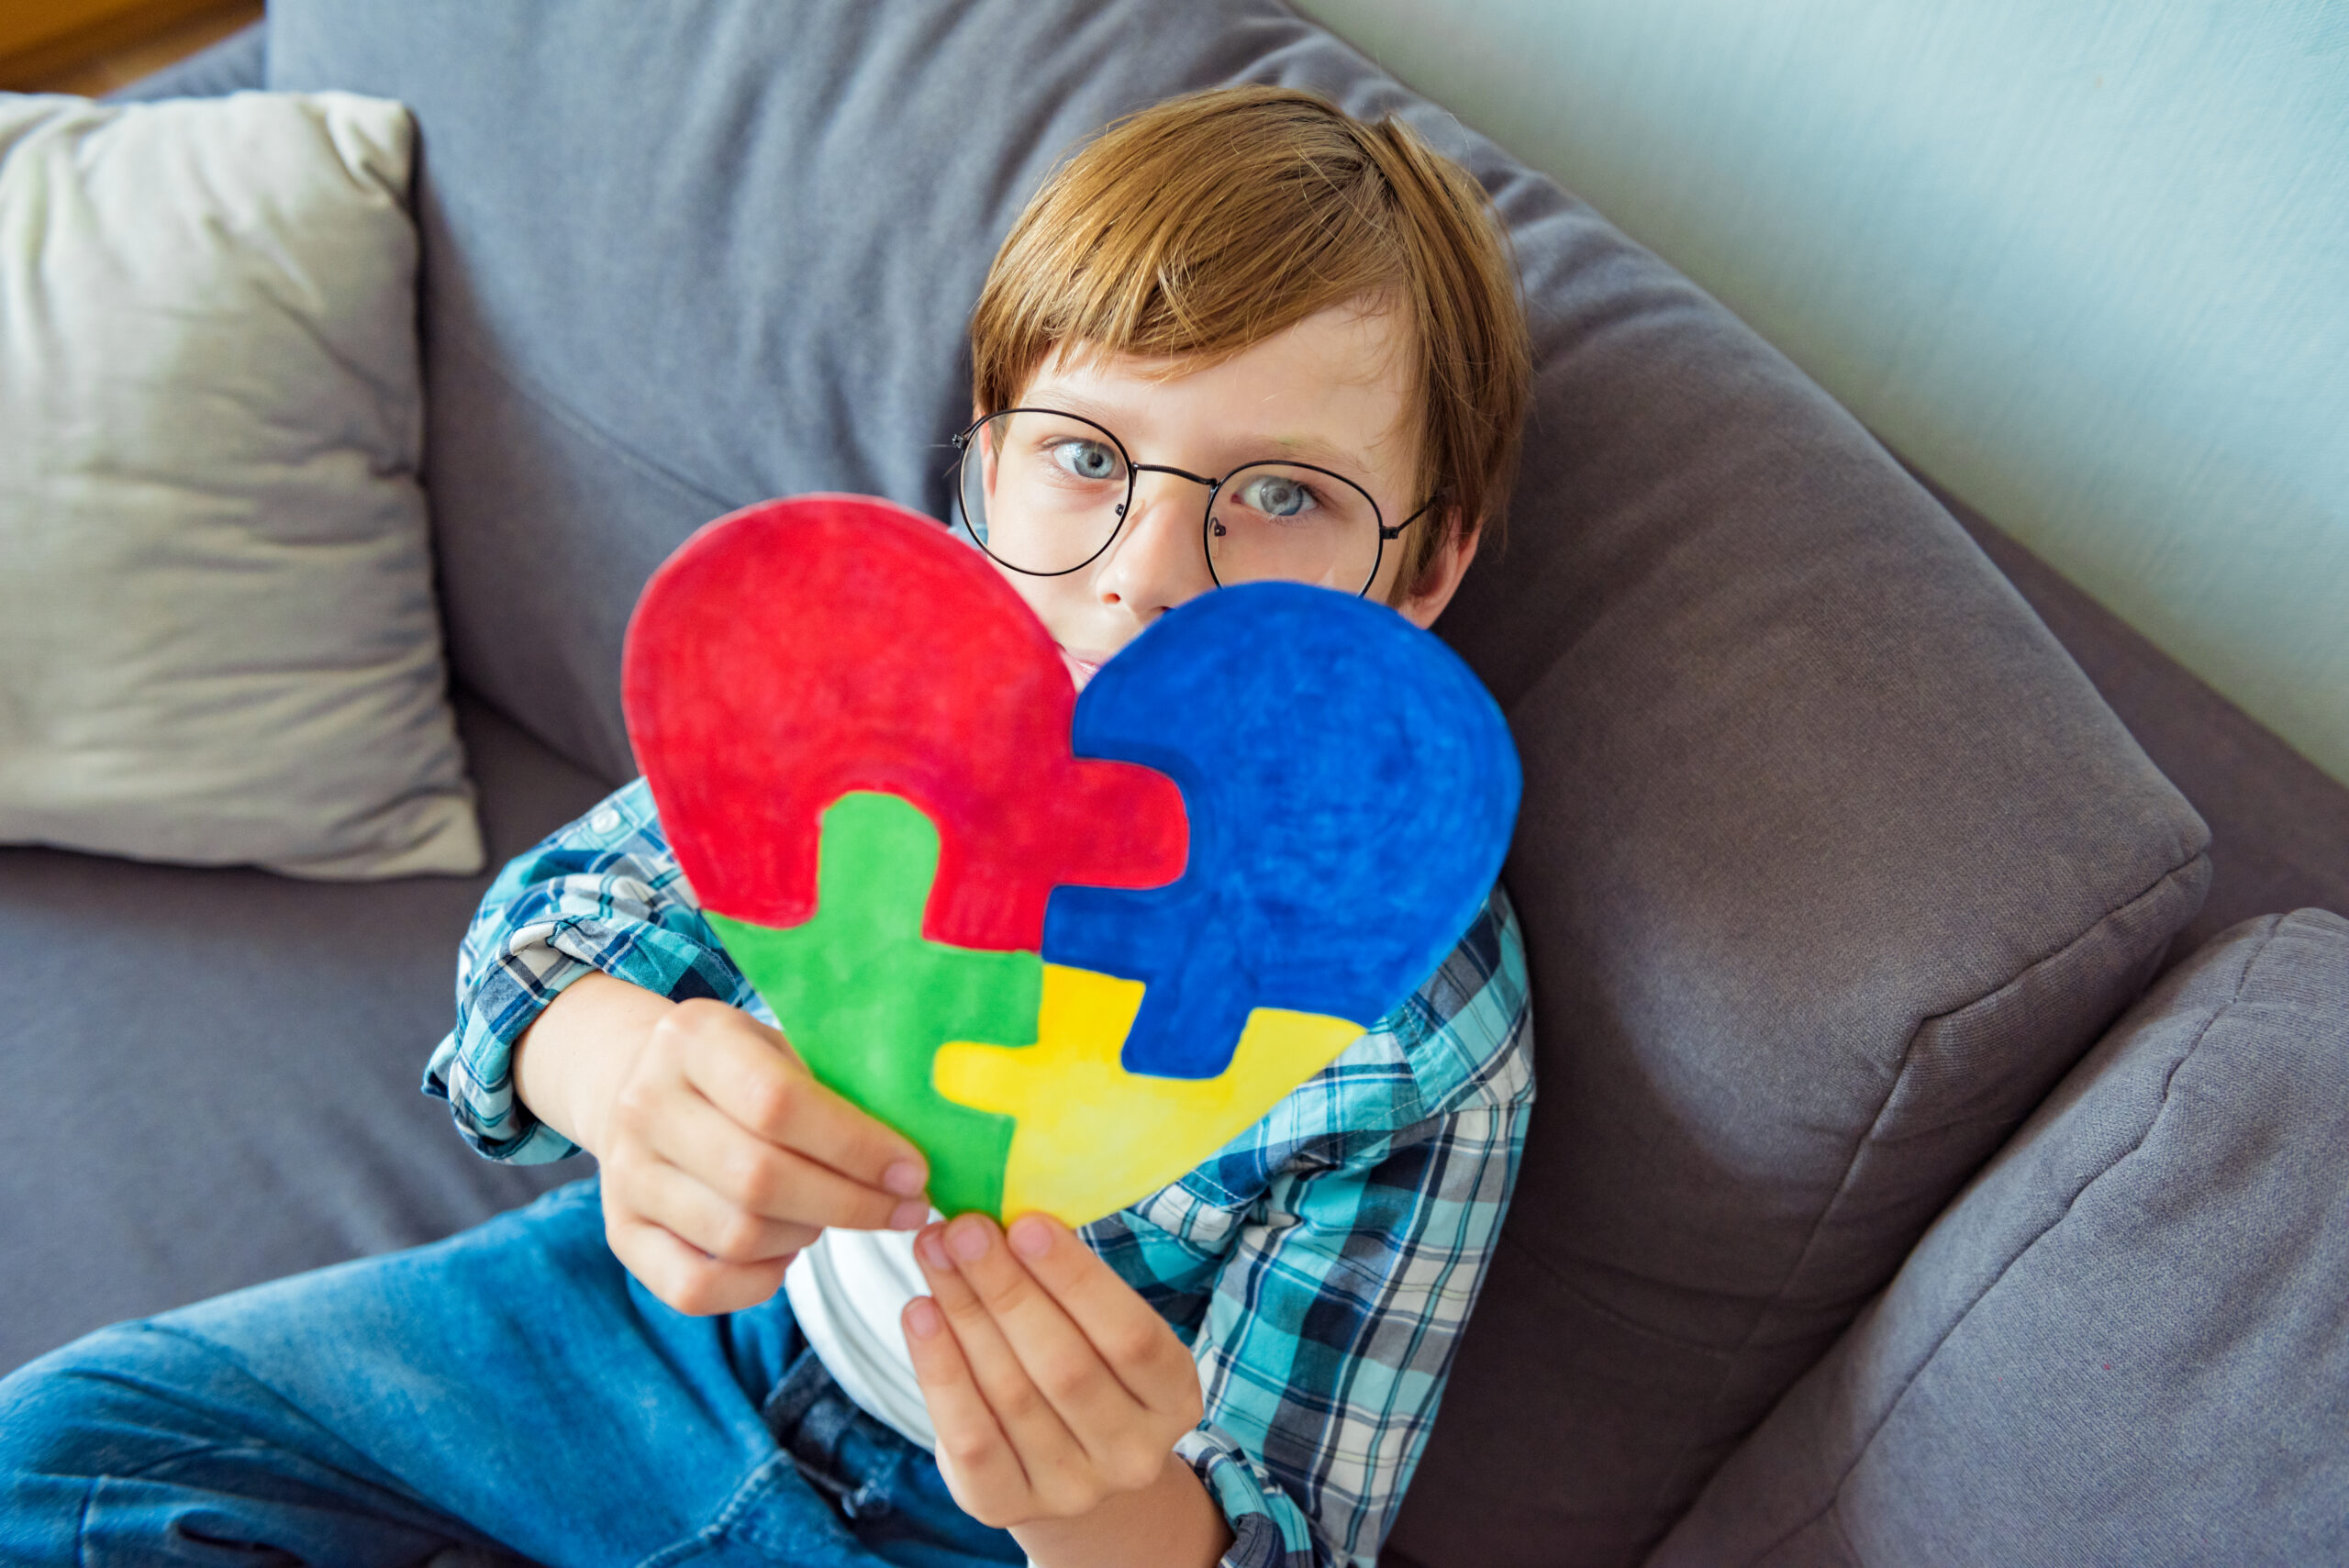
[{"x1": 957, "y1": 409, "x2": 1386, "y2": 594}]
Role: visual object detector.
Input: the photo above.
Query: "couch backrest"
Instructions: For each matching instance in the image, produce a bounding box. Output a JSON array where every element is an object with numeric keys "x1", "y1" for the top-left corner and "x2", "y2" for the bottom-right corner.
[{"x1": 270, "y1": 4, "x2": 2211, "y2": 1561}]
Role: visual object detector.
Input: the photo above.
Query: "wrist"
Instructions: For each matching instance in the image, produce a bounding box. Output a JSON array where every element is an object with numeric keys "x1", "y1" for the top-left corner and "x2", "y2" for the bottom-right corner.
[
  {"x1": 1012, "y1": 1450, "x2": 1230, "y2": 1568},
  {"x1": 512, "y1": 971, "x2": 674, "y2": 1155}
]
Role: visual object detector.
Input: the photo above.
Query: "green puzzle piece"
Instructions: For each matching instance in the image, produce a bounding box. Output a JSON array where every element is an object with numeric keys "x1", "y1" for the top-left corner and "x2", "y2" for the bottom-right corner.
[{"x1": 705, "y1": 791, "x2": 1041, "y2": 1218}]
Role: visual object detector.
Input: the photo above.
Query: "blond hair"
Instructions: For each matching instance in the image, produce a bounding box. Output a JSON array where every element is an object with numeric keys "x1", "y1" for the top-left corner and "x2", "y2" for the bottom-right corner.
[{"x1": 968, "y1": 85, "x2": 1531, "y2": 592}]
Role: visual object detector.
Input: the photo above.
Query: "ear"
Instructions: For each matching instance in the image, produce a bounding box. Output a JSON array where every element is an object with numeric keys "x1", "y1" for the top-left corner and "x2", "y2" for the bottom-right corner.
[{"x1": 1395, "y1": 509, "x2": 1482, "y2": 630}]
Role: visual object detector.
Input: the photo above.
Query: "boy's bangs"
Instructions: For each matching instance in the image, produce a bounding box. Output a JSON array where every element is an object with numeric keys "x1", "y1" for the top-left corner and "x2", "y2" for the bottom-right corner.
[{"x1": 975, "y1": 111, "x2": 1407, "y2": 395}]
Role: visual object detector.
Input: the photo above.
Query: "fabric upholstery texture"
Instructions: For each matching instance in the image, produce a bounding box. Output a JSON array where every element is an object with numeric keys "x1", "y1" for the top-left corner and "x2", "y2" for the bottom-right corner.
[
  {"x1": 260, "y1": 3, "x2": 2212, "y2": 1561},
  {"x1": 1930, "y1": 471, "x2": 2349, "y2": 956},
  {"x1": 1654, "y1": 908, "x2": 2349, "y2": 1567},
  {"x1": 0, "y1": 90, "x2": 482, "y2": 879},
  {"x1": 0, "y1": 695, "x2": 609, "y2": 1375}
]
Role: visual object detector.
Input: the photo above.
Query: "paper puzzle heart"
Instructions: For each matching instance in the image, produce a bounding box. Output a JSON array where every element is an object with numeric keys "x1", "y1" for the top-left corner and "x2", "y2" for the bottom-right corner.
[{"x1": 623, "y1": 495, "x2": 1519, "y2": 1225}]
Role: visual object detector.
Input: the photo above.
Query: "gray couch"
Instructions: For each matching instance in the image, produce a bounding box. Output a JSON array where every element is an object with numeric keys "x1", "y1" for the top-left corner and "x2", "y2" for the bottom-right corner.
[{"x1": 6, "y1": 5, "x2": 2343, "y2": 1565}]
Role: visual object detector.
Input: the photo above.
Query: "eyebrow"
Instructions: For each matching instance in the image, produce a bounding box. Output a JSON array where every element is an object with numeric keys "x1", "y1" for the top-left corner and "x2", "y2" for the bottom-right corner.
[{"x1": 1026, "y1": 388, "x2": 1381, "y2": 481}]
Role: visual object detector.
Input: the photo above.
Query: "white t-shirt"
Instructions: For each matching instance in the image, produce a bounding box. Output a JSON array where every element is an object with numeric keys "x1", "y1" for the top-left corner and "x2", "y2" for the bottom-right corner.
[{"x1": 783, "y1": 1223, "x2": 938, "y2": 1451}]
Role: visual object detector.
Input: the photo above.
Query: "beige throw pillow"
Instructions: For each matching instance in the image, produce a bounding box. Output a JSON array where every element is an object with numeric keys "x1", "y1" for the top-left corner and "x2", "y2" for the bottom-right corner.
[{"x1": 0, "y1": 90, "x2": 482, "y2": 878}]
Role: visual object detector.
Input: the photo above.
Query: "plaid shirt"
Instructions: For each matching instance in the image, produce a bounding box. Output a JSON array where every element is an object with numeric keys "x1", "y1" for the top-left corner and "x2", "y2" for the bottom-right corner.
[{"x1": 427, "y1": 778, "x2": 1533, "y2": 1568}]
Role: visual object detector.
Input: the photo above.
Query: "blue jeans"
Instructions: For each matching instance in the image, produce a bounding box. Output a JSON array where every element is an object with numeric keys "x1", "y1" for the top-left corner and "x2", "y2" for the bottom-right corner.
[{"x1": 0, "y1": 1178, "x2": 1025, "y2": 1568}]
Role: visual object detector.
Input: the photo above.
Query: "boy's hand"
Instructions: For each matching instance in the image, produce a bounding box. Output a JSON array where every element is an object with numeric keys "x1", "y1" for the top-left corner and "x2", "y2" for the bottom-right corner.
[
  {"x1": 517, "y1": 978, "x2": 932, "y2": 1316},
  {"x1": 905, "y1": 1212, "x2": 1223, "y2": 1558}
]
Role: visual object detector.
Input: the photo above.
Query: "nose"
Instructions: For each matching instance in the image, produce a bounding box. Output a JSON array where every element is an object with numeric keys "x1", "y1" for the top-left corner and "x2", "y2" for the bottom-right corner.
[{"x1": 1092, "y1": 470, "x2": 1216, "y2": 619}]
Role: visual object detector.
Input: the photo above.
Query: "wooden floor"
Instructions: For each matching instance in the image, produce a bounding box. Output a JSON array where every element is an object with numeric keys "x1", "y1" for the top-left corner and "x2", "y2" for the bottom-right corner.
[{"x1": 11, "y1": 0, "x2": 260, "y2": 95}]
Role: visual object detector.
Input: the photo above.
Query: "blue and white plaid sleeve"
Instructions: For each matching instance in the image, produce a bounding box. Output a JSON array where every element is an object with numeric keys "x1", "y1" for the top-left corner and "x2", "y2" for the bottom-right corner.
[
  {"x1": 423, "y1": 778, "x2": 757, "y2": 1162},
  {"x1": 1085, "y1": 891, "x2": 1535, "y2": 1568}
]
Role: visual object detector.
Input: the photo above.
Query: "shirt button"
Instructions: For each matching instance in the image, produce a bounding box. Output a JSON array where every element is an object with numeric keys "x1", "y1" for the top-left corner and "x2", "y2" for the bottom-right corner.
[{"x1": 588, "y1": 809, "x2": 621, "y2": 835}]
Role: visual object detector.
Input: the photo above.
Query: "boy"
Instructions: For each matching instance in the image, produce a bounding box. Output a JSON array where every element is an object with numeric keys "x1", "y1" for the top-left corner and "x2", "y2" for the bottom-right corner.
[{"x1": 0, "y1": 85, "x2": 1533, "y2": 1568}]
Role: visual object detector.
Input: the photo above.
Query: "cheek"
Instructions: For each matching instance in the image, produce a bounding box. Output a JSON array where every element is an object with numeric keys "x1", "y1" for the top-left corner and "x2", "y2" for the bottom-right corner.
[
  {"x1": 1364, "y1": 539, "x2": 1413, "y2": 608},
  {"x1": 994, "y1": 558, "x2": 1088, "y2": 640}
]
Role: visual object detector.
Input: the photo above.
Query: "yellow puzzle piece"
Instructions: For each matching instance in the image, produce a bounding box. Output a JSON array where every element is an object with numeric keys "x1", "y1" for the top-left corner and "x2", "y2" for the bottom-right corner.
[{"x1": 931, "y1": 963, "x2": 1368, "y2": 1225}]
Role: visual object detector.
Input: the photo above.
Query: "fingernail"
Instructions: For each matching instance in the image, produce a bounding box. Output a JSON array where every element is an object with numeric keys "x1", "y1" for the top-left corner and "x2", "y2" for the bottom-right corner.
[
  {"x1": 945, "y1": 1214, "x2": 994, "y2": 1263},
  {"x1": 889, "y1": 1199, "x2": 930, "y2": 1231},
  {"x1": 1008, "y1": 1214, "x2": 1054, "y2": 1260},
  {"x1": 883, "y1": 1160, "x2": 929, "y2": 1197},
  {"x1": 916, "y1": 1225, "x2": 952, "y2": 1271},
  {"x1": 906, "y1": 1297, "x2": 942, "y2": 1340}
]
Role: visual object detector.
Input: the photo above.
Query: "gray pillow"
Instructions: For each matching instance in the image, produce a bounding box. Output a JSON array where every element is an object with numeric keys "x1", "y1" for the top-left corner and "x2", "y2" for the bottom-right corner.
[
  {"x1": 266, "y1": 3, "x2": 2210, "y2": 1559},
  {"x1": 1656, "y1": 909, "x2": 2349, "y2": 1567},
  {"x1": 0, "y1": 90, "x2": 481, "y2": 879}
]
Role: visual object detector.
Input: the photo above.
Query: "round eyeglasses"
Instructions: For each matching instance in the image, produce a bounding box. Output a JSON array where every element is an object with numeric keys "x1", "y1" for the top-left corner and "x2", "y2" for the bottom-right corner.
[{"x1": 950, "y1": 407, "x2": 1440, "y2": 598}]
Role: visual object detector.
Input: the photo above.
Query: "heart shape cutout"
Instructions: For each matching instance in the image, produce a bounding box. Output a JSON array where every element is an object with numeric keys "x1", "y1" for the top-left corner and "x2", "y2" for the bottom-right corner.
[{"x1": 623, "y1": 495, "x2": 1519, "y2": 1224}]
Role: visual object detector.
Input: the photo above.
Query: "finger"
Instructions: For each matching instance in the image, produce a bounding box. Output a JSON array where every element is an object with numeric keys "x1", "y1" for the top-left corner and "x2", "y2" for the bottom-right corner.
[
  {"x1": 645, "y1": 1076, "x2": 930, "y2": 1233},
  {"x1": 666, "y1": 1006, "x2": 930, "y2": 1196},
  {"x1": 914, "y1": 1222, "x2": 1098, "y2": 1512},
  {"x1": 1004, "y1": 1212, "x2": 1201, "y2": 1422},
  {"x1": 619, "y1": 1151, "x2": 822, "y2": 1262},
  {"x1": 902, "y1": 1296, "x2": 1031, "y2": 1526},
  {"x1": 606, "y1": 1207, "x2": 793, "y2": 1317},
  {"x1": 941, "y1": 1213, "x2": 1152, "y2": 1451}
]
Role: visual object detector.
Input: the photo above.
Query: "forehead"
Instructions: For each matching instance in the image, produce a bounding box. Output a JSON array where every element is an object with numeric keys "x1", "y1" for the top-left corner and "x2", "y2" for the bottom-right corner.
[{"x1": 1019, "y1": 303, "x2": 1421, "y2": 482}]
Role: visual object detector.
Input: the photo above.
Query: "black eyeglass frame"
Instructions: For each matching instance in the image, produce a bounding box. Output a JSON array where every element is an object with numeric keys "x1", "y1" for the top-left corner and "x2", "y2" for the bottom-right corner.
[{"x1": 949, "y1": 406, "x2": 1443, "y2": 599}]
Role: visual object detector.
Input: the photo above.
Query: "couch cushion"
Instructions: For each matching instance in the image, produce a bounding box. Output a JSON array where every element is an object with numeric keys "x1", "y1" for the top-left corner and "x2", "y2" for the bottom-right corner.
[
  {"x1": 268, "y1": 4, "x2": 2210, "y2": 1560},
  {"x1": 1655, "y1": 909, "x2": 2349, "y2": 1566},
  {"x1": 0, "y1": 696, "x2": 612, "y2": 1375},
  {"x1": 0, "y1": 89, "x2": 482, "y2": 879}
]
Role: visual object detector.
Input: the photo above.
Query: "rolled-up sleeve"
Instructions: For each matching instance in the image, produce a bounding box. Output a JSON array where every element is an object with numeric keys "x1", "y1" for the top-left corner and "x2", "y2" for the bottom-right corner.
[{"x1": 423, "y1": 778, "x2": 757, "y2": 1162}]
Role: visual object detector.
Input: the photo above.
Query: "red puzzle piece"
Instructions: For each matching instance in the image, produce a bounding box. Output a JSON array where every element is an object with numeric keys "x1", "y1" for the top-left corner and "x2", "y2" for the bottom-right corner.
[{"x1": 622, "y1": 495, "x2": 1189, "y2": 952}]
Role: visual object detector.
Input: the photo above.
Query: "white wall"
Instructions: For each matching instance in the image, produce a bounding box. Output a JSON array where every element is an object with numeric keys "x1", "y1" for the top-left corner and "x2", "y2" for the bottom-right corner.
[{"x1": 1301, "y1": 0, "x2": 2349, "y2": 784}]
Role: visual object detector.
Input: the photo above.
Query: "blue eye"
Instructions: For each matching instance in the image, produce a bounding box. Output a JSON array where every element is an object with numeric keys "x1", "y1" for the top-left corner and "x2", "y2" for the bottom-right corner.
[
  {"x1": 1237, "y1": 474, "x2": 1314, "y2": 517},
  {"x1": 1051, "y1": 439, "x2": 1121, "y2": 482}
]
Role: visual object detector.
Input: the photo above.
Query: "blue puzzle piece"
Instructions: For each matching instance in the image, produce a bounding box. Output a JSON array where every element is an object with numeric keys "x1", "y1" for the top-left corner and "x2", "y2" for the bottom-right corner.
[{"x1": 1041, "y1": 583, "x2": 1521, "y2": 1080}]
